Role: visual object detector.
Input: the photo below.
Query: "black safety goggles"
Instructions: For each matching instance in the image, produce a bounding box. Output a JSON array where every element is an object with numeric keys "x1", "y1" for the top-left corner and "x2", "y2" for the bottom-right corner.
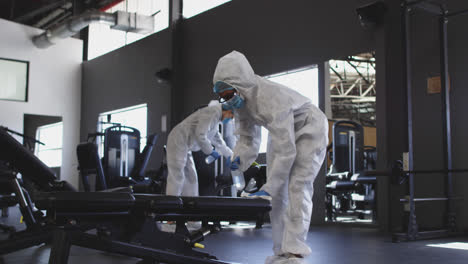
[{"x1": 218, "y1": 90, "x2": 237, "y2": 103}]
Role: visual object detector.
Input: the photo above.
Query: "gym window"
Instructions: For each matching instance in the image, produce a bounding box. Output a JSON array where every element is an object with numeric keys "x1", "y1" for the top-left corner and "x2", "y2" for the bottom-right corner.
[
  {"x1": 88, "y1": 0, "x2": 169, "y2": 60},
  {"x1": 97, "y1": 104, "x2": 148, "y2": 156},
  {"x1": 183, "y1": 0, "x2": 231, "y2": 19},
  {"x1": 34, "y1": 122, "x2": 63, "y2": 168},
  {"x1": 259, "y1": 66, "x2": 319, "y2": 153}
]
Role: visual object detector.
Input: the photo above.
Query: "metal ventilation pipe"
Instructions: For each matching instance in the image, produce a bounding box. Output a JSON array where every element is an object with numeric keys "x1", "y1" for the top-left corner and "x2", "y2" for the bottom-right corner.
[
  {"x1": 33, "y1": 10, "x2": 116, "y2": 49},
  {"x1": 32, "y1": 10, "x2": 154, "y2": 49}
]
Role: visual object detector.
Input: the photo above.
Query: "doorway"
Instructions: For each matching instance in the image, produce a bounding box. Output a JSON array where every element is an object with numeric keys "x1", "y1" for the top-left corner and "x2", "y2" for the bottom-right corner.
[
  {"x1": 23, "y1": 114, "x2": 63, "y2": 178},
  {"x1": 325, "y1": 52, "x2": 377, "y2": 225}
]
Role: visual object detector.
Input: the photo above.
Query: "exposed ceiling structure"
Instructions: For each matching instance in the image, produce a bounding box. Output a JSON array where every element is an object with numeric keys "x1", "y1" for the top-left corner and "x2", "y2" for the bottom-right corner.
[
  {"x1": 0, "y1": 0, "x2": 122, "y2": 30},
  {"x1": 329, "y1": 52, "x2": 376, "y2": 127}
]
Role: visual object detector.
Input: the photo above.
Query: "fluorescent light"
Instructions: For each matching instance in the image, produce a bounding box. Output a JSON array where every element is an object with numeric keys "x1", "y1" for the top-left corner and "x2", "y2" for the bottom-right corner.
[{"x1": 427, "y1": 242, "x2": 468, "y2": 250}]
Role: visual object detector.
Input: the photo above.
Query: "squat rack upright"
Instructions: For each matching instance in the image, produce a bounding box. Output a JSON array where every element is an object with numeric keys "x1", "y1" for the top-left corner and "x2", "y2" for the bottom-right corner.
[{"x1": 398, "y1": 0, "x2": 468, "y2": 242}]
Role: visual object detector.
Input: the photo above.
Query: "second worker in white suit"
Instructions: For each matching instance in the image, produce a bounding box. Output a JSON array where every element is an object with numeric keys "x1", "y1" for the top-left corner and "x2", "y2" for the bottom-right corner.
[{"x1": 165, "y1": 101, "x2": 234, "y2": 196}]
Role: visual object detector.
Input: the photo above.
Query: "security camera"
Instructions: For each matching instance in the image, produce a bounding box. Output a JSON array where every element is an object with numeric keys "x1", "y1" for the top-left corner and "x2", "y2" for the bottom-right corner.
[
  {"x1": 155, "y1": 68, "x2": 172, "y2": 82},
  {"x1": 356, "y1": 1, "x2": 387, "y2": 30}
]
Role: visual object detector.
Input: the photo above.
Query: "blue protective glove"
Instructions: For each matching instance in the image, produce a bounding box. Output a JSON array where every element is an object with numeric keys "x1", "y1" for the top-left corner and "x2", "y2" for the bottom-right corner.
[
  {"x1": 226, "y1": 156, "x2": 241, "y2": 171},
  {"x1": 210, "y1": 150, "x2": 221, "y2": 160}
]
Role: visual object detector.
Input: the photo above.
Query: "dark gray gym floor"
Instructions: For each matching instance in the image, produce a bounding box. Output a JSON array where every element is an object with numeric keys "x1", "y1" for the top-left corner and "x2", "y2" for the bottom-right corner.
[{"x1": 1, "y1": 207, "x2": 467, "y2": 264}]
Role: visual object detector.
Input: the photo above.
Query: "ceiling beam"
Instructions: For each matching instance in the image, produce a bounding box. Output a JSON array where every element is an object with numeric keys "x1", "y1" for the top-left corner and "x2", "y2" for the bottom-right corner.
[{"x1": 14, "y1": 0, "x2": 70, "y2": 23}]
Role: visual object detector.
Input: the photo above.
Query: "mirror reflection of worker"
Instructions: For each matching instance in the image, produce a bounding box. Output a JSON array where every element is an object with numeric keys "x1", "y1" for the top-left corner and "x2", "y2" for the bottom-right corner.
[
  {"x1": 165, "y1": 101, "x2": 234, "y2": 196},
  {"x1": 213, "y1": 51, "x2": 328, "y2": 264}
]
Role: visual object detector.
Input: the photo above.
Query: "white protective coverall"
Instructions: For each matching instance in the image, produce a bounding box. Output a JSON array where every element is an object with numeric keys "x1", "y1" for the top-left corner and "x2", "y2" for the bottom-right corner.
[
  {"x1": 213, "y1": 51, "x2": 328, "y2": 261},
  {"x1": 165, "y1": 102, "x2": 233, "y2": 196}
]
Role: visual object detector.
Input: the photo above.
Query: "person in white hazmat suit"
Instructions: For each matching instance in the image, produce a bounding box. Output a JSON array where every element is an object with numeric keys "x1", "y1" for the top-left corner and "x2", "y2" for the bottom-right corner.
[
  {"x1": 213, "y1": 51, "x2": 328, "y2": 264},
  {"x1": 165, "y1": 101, "x2": 234, "y2": 196}
]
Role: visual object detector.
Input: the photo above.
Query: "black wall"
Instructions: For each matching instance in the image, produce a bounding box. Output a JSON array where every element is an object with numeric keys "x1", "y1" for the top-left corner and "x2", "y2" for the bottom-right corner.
[
  {"x1": 409, "y1": 9, "x2": 446, "y2": 231},
  {"x1": 176, "y1": 0, "x2": 376, "y2": 118},
  {"x1": 377, "y1": 0, "x2": 407, "y2": 234}
]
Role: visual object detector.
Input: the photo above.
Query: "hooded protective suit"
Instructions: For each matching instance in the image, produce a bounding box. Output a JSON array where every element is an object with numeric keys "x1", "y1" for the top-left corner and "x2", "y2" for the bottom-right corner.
[
  {"x1": 165, "y1": 102, "x2": 233, "y2": 196},
  {"x1": 213, "y1": 51, "x2": 328, "y2": 261}
]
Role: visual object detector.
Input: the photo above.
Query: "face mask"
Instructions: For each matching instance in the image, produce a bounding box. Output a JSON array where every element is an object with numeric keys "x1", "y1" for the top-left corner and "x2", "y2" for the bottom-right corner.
[
  {"x1": 222, "y1": 94, "x2": 244, "y2": 110},
  {"x1": 222, "y1": 117, "x2": 232, "y2": 124}
]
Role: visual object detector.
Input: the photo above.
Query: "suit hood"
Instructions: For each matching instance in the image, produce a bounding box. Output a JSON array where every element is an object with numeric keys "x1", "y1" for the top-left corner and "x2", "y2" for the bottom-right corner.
[{"x1": 213, "y1": 51, "x2": 257, "y2": 94}]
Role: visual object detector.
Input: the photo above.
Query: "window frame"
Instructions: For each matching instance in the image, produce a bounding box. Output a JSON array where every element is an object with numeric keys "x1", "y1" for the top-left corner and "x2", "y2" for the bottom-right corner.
[{"x1": 0, "y1": 57, "x2": 29, "y2": 102}]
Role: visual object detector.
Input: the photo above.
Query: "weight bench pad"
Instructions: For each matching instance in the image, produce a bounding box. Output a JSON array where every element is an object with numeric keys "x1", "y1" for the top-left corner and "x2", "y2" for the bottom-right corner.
[{"x1": 35, "y1": 192, "x2": 135, "y2": 212}]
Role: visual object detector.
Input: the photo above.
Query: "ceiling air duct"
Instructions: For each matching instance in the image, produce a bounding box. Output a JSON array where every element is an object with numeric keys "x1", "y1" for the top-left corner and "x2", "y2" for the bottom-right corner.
[{"x1": 33, "y1": 10, "x2": 154, "y2": 49}]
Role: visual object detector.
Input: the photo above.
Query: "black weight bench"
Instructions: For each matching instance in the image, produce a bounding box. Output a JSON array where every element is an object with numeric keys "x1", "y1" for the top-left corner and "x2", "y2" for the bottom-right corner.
[
  {"x1": 0, "y1": 127, "x2": 271, "y2": 263},
  {"x1": 33, "y1": 192, "x2": 270, "y2": 264},
  {"x1": 35, "y1": 191, "x2": 270, "y2": 227},
  {"x1": 35, "y1": 191, "x2": 136, "y2": 213},
  {"x1": 172, "y1": 196, "x2": 269, "y2": 222}
]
